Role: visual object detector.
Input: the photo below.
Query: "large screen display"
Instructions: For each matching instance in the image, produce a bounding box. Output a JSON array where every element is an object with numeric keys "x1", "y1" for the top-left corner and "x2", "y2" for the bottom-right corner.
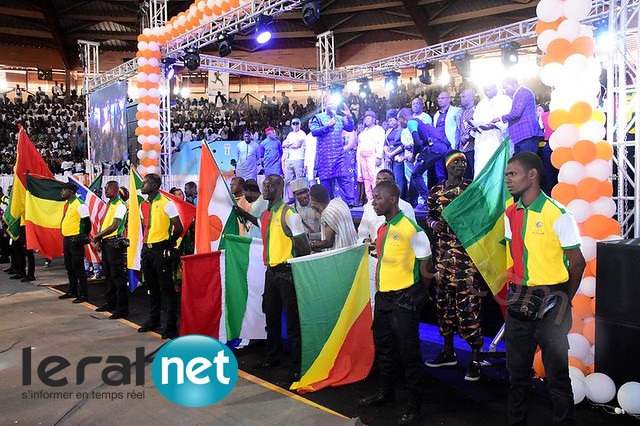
[{"x1": 89, "y1": 81, "x2": 128, "y2": 164}]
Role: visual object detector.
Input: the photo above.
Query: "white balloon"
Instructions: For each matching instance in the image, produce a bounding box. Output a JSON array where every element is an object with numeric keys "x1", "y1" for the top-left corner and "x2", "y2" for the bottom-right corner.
[
  {"x1": 551, "y1": 124, "x2": 580, "y2": 149},
  {"x1": 198, "y1": 0, "x2": 206, "y2": 12},
  {"x1": 137, "y1": 41, "x2": 148, "y2": 51},
  {"x1": 569, "y1": 366, "x2": 586, "y2": 381},
  {"x1": 568, "y1": 333, "x2": 591, "y2": 362},
  {"x1": 557, "y1": 19, "x2": 582, "y2": 42},
  {"x1": 578, "y1": 276, "x2": 596, "y2": 297},
  {"x1": 148, "y1": 88, "x2": 160, "y2": 98},
  {"x1": 604, "y1": 234, "x2": 622, "y2": 241},
  {"x1": 136, "y1": 150, "x2": 147, "y2": 160},
  {"x1": 567, "y1": 199, "x2": 593, "y2": 223},
  {"x1": 147, "y1": 150, "x2": 158, "y2": 160},
  {"x1": 584, "y1": 159, "x2": 611, "y2": 181},
  {"x1": 143, "y1": 27, "x2": 152, "y2": 37},
  {"x1": 137, "y1": 165, "x2": 148, "y2": 175},
  {"x1": 147, "y1": 135, "x2": 160, "y2": 144},
  {"x1": 579, "y1": 121, "x2": 606, "y2": 142},
  {"x1": 579, "y1": 24, "x2": 594, "y2": 39},
  {"x1": 537, "y1": 0, "x2": 564, "y2": 22},
  {"x1": 148, "y1": 104, "x2": 159, "y2": 114},
  {"x1": 137, "y1": 57, "x2": 148, "y2": 67},
  {"x1": 148, "y1": 57, "x2": 159, "y2": 67},
  {"x1": 563, "y1": 54, "x2": 588, "y2": 74},
  {"x1": 137, "y1": 135, "x2": 148, "y2": 144},
  {"x1": 591, "y1": 196, "x2": 616, "y2": 217},
  {"x1": 571, "y1": 374, "x2": 587, "y2": 404},
  {"x1": 148, "y1": 73, "x2": 159, "y2": 83},
  {"x1": 137, "y1": 72, "x2": 148, "y2": 83},
  {"x1": 537, "y1": 29, "x2": 559, "y2": 53},
  {"x1": 147, "y1": 119, "x2": 159, "y2": 129},
  {"x1": 558, "y1": 161, "x2": 586, "y2": 185},
  {"x1": 148, "y1": 41, "x2": 160, "y2": 51},
  {"x1": 564, "y1": 0, "x2": 592, "y2": 21},
  {"x1": 617, "y1": 382, "x2": 640, "y2": 414},
  {"x1": 136, "y1": 103, "x2": 148, "y2": 112},
  {"x1": 580, "y1": 236, "x2": 597, "y2": 261},
  {"x1": 138, "y1": 87, "x2": 148, "y2": 97},
  {"x1": 147, "y1": 165, "x2": 159, "y2": 174},
  {"x1": 540, "y1": 62, "x2": 563, "y2": 86},
  {"x1": 137, "y1": 119, "x2": 148, "y2": 128}
]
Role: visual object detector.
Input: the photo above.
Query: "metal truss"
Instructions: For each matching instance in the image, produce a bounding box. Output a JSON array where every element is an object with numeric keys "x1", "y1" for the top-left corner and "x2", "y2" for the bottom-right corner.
[
  {"x1": 198, "y1": 54, "x2": 320, "y2": 84},
  {"x1": 159, "y1": 73, "x2": 173, "y2": 184},
  {"x1": 86, "y1": 59, "x2": 138, "y2": 93},
  {"x1": 606, "y1": 0, "x2": 639, "y2": 238},
  {"x1": 147, "y1": 0, "x2": 168, "y2": 29},
  {"x1": 79, "y1": 40, "x2": 100, "y2": 176}
]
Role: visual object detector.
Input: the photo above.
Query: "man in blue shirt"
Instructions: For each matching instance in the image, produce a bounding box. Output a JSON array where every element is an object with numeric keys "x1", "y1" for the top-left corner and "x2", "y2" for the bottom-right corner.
[{"x1": 260, "y1": 127, "x2": 283, "y2": 176}]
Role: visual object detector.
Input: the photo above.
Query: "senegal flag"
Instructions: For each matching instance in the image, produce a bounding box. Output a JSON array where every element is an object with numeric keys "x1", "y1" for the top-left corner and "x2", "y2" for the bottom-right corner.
[
  {"x1": 442, "y1": 138, "x2": 513, "y2": 303},
  {"x1": 24, "y1": 175, "x2": 65, "y2": 259},
  {"x1": 3, "y1": 126, "x2": 54, "y2": 239},
  {"x1": 289, "y1": 244, "x2": 374, "y2": 394}
]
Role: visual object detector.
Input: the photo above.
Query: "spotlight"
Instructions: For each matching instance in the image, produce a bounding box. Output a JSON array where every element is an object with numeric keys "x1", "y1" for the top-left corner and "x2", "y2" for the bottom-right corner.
[
  {"x1": 302, "y1": 1, "x2": 321, "y2": 26},
  {"x1": 256, "y1": 14, "x2": 273, "y2": 45},
  {"x1": 383, "y1": 71, "x2": 400, "y2": 92},
  {"x1": 416, "y1": 63, "x2": 434, "y2": 85},
  {"x1": 357, "y1": 77, "x2": 371, "y2": 99},
  {"x1": 329, "y1": 84, "x2": 343, "y2": 105},
  {"x1": 453, "y1": 52, "x2": 472, "y2": 79},
  {"x1": 218, "y1": 33, "x2": 233, "y2": 57},
  {"x1": 161, "y1": 57, "x2": 176, "y2": 80},
  {"x1": 593, "y1": 18, "x2": 612, "y2": 48},
  {"x1": 183, "y1": 46, "x2": 200, "y2": 72},
  {"x1": 500, "y1": 41, "x2": 520, "y2": 67}
]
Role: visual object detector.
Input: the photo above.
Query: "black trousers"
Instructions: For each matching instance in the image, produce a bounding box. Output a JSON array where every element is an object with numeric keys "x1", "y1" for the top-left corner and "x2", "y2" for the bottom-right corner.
[
  {"x1": 262, "y1": 263, "x2": 301, "y2": 370},
  {"x1": 408, "y1": 142, "x2": 449, "y2": 205},
  {"x1": 506, "y1": 290, "x2": 574, "y2": 426},
  {"x1": 16, "y1": 226, "x2": 35, "y2": 277},
  {"x1": 102, "y1": 238, "x2": 128, "y2": 312},
  {"x1": 141, "y1": 243, "x2": 177, "y2": 332},
  {"x1": 372, "y1": 283, "x2": 426, "y2": 402},
  {"x1": 63, "y1": 236, "x2": 87, "y2": 297}
]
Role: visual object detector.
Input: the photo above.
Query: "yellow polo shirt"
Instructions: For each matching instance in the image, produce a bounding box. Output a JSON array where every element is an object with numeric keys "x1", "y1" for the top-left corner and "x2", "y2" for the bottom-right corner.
[
  {"x1": 100, "y1": 196, "x2": 127, "y2": 238},
  {"x1": 61, "y1": 197, "x2": 90, "y2": 237},
  {"x1": 260, "y1": 200, "x2": 306, "y2": 267},
  {"x1": 141, "y1": 193, "x2": 179, "y2": 244}
]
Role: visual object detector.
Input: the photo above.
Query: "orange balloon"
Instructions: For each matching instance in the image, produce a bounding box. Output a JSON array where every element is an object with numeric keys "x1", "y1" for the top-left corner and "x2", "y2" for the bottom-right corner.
[
  {"x1": 134, "y1": 127, "x2": 142, "y2": 136},
  {"x1": 582, "y1": 319, "x2": 595, "y2": 345},
  {"x1": 577, "y1": 177, "x2": 605, "y2": 202},
  {"x1": 569, "y1": 357, "x2": 588, "y2": 375},
  {"x1": 548, "y1": 109, "x2": 571, "y2": 130},
  {"x1": 573, "y1": 294, "x2": 594, "y2": 319},
  {"x1": 228, "y1": 0, "x2": 240, "y2": 7},
  {"x1": 140, "y1": 158, "x2": 153, "y2": 167},
  {"x1": 570, "y1": 102, "x2": 593, "y2": 124},
  {"x1": 595, "y1": 140, "x2": 613, "y2": 161},
  {"x1": 591, "y1": 297, "x2": 596, "y2": 316},
  {"x1": 551, "y1": 183, "x2": 578, "y2": 205},
  {"x1": 587, "y1": 363, "x2": 595, "y2": 374},
  {"x1": 220, "y1": 0, "x2": 231, "y2": 12},
  {"x1": 547, "y1": 38, "x2": 572, "y2": 63},
  {"x1": 599, "y1": 180, "x2": 613, "y2": 198},
  {"x1": 533, "y1": 351, "x2": 546, "y2": 378},
  {"x1": 583, "y1": 215, "x2": 620, "y2": 240},
  {"x1": 584, "y1": 258, "x2": 597, "y2": 277},
  {"x1": 569, "y1": 312, "x2": 584, "y2": 334},
  {"x1": 535, "y1": 17, "x2": 566, "y2": 35},
  {"x1": 137, "y1": 34, "x2": 149, "y2": 43},
  {"x1": 572, "y1": 140, "x2": 597, "y2": 164},
  {"x1": 572, "y1": 37, "x2": 596, "y2": 57},
  {"x1": 541, "y1": 55, "x2": 559, "y2": 66},
  {"x1": 551, "y1": 147, "x2": 574, "y2": 168}
]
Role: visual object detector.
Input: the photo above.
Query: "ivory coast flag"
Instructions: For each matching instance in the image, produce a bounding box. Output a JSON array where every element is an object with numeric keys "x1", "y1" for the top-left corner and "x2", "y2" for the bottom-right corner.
[
  {"x1": 3, "y1": 126, "x2": 54, "y2": 239},
  {"x1": 442, "y1": 138, "x2": 513, "y2": 305},
  {"x1": 195, "y1": 141, "x2": 238, "y2": 253},
  {"x1": 126, "y1": 168, "x2": 144, "y2": 291},
  {"x1": 289, "y1": 244, "x2": 374, "y2": 394},
  {"x1": 223, "y1": 234, "x2": 267, "y2": 341},
  {"x1": 24, "y1": 175, "x2": 65, "y2": 259}
]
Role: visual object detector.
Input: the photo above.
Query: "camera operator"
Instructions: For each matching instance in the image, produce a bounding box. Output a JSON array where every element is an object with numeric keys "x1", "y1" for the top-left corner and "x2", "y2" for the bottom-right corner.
[{"x1": 92, "y1": 181, "x2": 129, "y2": 319}]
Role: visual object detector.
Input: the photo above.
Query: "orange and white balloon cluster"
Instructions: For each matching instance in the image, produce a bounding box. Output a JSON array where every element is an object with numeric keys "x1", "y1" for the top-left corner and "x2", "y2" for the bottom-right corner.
[
  {"x1": 134, "y1": 0, "x2": 250, "y2": 176},
  {"x1": 535, "y1": 0, "x2": 621, "y2": 405}
]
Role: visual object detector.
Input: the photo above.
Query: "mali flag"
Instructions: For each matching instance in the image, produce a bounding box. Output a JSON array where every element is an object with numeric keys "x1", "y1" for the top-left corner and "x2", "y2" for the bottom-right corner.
[
  {"x1": 126, "y1": 168, "x2": 144, "y2": 291},
  {"x1": 195, "y1": 141, "x2": 238, "y2": 253},
  {"x1": 289, "y1": 244, "x2": 374, "y2": 394},
  {"x1": 24, "y1": 175, "x2": 65, "y2": 259},
  {"x1": 3, "y1": 126, "x2": 54, "y2": 239},
  {"x1": 441, "y1": 138, "x2": 513, "y2": 307}
]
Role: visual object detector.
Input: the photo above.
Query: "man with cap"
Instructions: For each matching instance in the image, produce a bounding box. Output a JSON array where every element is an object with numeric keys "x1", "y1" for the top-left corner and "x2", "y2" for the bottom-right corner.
[
  {"x1": 309, "y1": 96, "x2": 355, "y2": 205},
  {"x1": 282, "y1": 118, "x2": 306, "y2": 202},
  {"x1": 236, "y1": 130, "x2": 262, "y2": 180},
  {"x1": 290, "y1": 178, "x2": 321, "y2": 242},
  {"x1": 357, "y1": 110, "x2": 386, "y2": 202},
  {"x1": 260, "y1": 127, "x2": 283, "y2": 176},
  {"x1": 57, "y1": 181, "x2": 92, "y2": 303}
]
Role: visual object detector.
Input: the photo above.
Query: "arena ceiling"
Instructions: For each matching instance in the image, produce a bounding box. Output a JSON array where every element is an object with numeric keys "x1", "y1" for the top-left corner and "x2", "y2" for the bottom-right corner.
[{"x1": 0, "y1": 0, "x2": 540, "y2": 70}]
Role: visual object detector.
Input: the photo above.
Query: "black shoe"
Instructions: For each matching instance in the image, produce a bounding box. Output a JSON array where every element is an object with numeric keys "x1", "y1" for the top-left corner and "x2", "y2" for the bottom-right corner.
[
  {"x1": 138, "y1": 321, "x2": 160, "y2": 333},
  {"x1": 95, "y1": 304, "x2": 114, "y2": 312},
  {"x1": 10, "y1": 274, "x2": 25, "y2": 280},
  {"x1": 161, "y1": 328, "x2": 179, "y2": 340},
  {"x1": 359, "y1": 390, "x2": 395, "y2": 407},
  {"x1": 398, "y1": 402, "x2": 421, "y2": 425},
  {"x1": 58, "y1": 292, "x2": 77, "y2": 299},
  {"x1": 21, "y1": 276, "x2": 36, "y2": 282},
  {"x1": 253, "y1": 360, "x2": 281, "y2": 370},
  {"x1": 465, "y1": 360, "x2": 482, "y2": 382},
  {"x1": 72, "y1": 296, "x2": 88, "y2": 304},
  {"x1": 425, "y1": 350, "x2": 457, "y2": 368},
  {"x1": 108, "y1": 311, "x2": 129, "y2": 320},
  {"x1": 3, "y1": 267, "x2": 16, "y2": 274}
]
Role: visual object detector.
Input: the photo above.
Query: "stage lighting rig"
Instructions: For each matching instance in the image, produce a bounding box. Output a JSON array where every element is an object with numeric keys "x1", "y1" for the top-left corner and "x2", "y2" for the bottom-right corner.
[
  {"x1": 256, "y1": 14, "x2": 273, "y2": 45},
  {"x1": 183, "y1": 47, "x2": 200, "y2": 72},
  {"x1": 383, "y1": 71, "x2": 400, "y2": 92},
  {"x1": 357, "y1": 78, "x2": 371, "y2": 99},
  {"x1": 218, "y1": 33, "x2": 234, "y2": 57},
  {"x1": 302, "y1": 1, "x2": 321, "y2": 26},
  {"x1": 161, "y1": 57, "x2": 177, "y2": 80},
  {"x1": 500, "y1": 41, "x2": 520, "y2": 67},
  {"x1": 416, "y1": 63, "x2": 435, "y2": 85},
  {"x1": 453, "y1": 52, "x2": 472, "y2": 79}
]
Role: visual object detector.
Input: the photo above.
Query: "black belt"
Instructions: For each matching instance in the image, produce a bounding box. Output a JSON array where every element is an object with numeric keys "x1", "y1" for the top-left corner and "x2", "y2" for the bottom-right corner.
[
  {"x1": 142, "y1": 240, "x2": 173, "y2": 250},
  {"x1": 267, "y1": 263, "x2": 291, "y2": 273}
]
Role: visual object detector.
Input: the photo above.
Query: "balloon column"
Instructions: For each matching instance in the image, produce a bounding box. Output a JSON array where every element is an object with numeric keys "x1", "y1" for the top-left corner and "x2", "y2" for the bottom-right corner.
[
  {"x1": 534, "y1": 0, "x2": 623, "y2": 407},
  {"x1": 134, "y1": 0, "x2": 250, "y2": 176}
]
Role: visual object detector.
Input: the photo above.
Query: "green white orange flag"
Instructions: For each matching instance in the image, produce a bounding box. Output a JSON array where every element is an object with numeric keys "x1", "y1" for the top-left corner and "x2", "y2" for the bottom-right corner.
[
  {"x1": 289, "y1": 244, "x2": 374, "y2": 394},
  {"x1": 195, "y1": 141, "x2": 238, "y2": 253},
  {"x1": 441, "y1": 138, "x2": 513, "y2": 304},
  {"x1": 24, "y1": 175, "x2": 65, "y2": 259},
  {"x1": 3, "y1": 126, "x2": 54, "y2": 239}
]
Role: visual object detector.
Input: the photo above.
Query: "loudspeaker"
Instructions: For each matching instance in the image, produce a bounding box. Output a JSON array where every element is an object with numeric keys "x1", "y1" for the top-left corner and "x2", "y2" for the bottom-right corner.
[
  {"x1": 595, "y1": 238, "x2": 640, "y2": 387},
  {"x1": 37, "y1": 69, "x2": 52, "y2": 80}
]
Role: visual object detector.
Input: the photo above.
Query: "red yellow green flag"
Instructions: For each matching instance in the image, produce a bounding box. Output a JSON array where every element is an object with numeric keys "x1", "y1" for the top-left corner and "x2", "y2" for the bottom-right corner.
[{"x1": 24, "y1": 175, "x2": 65, "y2": 259}]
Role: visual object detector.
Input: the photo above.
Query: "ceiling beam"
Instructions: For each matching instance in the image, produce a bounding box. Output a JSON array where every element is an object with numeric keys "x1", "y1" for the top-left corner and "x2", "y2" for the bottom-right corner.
[
  {"x1": 400, "y1": 0, "x2": 439, "y2": 45},
  {"x1": 62, "y1": 14, "x2": 139, "y2": 23},
  {"x1": 37, "y1": 0, "x2": 76, "y2": 70},
  {"x1": 322, "y1": 1, "x2": 404, "y2": 15},
  {"x1": 429, "y1": 3, "x2": 538, "y2": 25},
  {"x1": 0, "y1": 26, "x2": 52, "y2": 38},
  {"x1": 332, "y1": 21, "x2": 414, "y2": 34},
  {"x1": 0, "y1": 6, "x2": 43, "y2": 19},
  {"x1": 336, "y1": 32, "x2": 366, "y2": 49},
  {"x1": 73, "y1": 32, "x2": 139, "y2": 41}
]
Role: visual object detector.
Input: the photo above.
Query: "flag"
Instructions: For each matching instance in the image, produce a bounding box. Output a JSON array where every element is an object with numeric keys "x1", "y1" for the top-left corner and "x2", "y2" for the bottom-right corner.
[
  {"x1": 441, "y1": 138, "x2": 513, "y2": 307},
  {"x1": 180, "y1": 251, "x2": 227, "y2": 341},
  {"x1": 3, "y1": 126, "x2": 54, "y2": 239},
  {"x1": 223, "y1": 234, "x2": 267, "y2": 341},
  {"x1": 195, "y1": 141, "x2": 238, "y2": 253},
  {"x1": 24, "y1": 175, "x2": 65, "y2": 259},
  {"x1": 68, "y1": 177, "x2": 107, "y2": 264},
  {"x1": 126, "y1": 169, "x2": 144, "y2": 291},
  {"x1": 88, "y1": 173, "x2": 103, "y2": 193},
  {"x1": 289, "y1": 244, "x2": 374, "y2": 394},
  {"x1": 160, "y1": 189, "x2": 196, "y2": 239}
]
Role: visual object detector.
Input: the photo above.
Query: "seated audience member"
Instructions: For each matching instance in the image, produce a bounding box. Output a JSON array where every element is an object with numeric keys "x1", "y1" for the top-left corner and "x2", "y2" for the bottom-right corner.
[{"x1": 308, "y1": 184, "x2": 357, "y2": 251}]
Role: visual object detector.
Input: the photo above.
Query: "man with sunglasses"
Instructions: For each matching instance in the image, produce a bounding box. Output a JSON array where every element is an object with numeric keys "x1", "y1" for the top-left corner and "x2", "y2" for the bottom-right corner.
[{"x1": 282, "y1": 118, "x2": 306, "y2": 202}]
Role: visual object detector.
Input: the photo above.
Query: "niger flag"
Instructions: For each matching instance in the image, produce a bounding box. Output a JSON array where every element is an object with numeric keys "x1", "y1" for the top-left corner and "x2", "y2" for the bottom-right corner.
[
  {"x1": 24, "y1": 175, "x2": 65, "y2": 259},
  {"x1": 3, "y1": 126, "x2": 54, "y2": 239}
]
